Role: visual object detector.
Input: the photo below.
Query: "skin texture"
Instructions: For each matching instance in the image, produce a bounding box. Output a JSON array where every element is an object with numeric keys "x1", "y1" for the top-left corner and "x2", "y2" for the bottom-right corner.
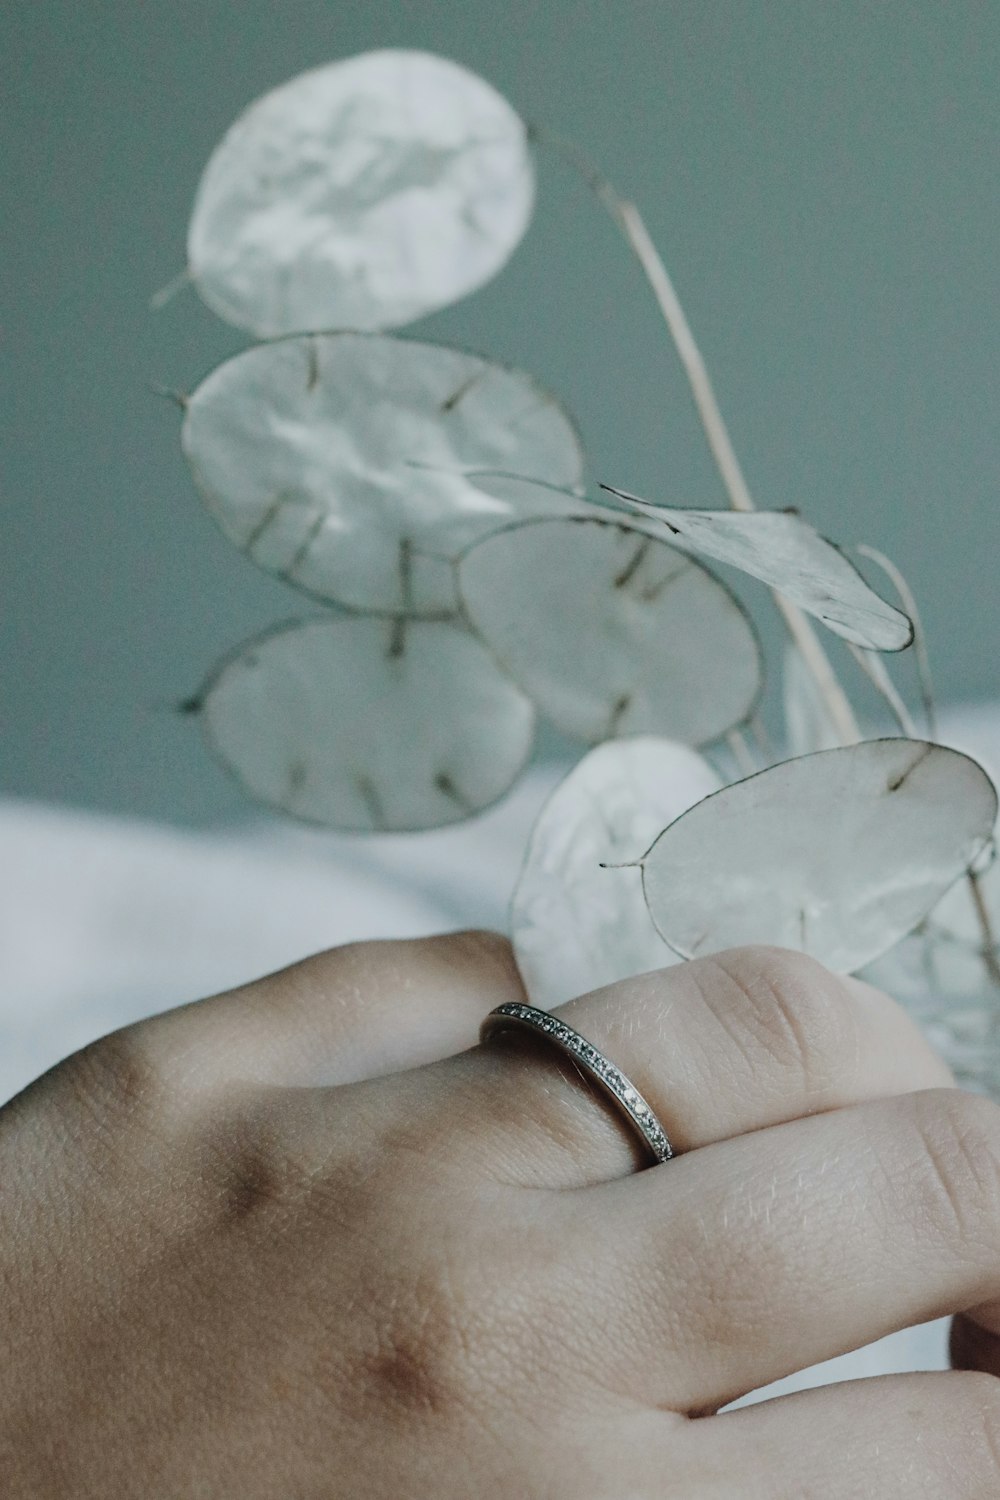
[{"x1": 3, "y1": 933, "x2": 1000, "y2": 1497}]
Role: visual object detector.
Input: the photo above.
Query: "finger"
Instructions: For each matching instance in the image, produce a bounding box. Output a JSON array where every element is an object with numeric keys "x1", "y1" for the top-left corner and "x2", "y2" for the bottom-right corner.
[
  {"x1": 558, "y1": 1085, "x2": 1000, "y2": 1413},
  {"x1": 676, "y1": 1371, "x2": 1000, "y2": 1498},
  {"x1": 461, "y1": 946, "x2": 951, "y2": 1188},
  {"x1": 133, "y1": 931, "x2": 527, "y2": 1092}
]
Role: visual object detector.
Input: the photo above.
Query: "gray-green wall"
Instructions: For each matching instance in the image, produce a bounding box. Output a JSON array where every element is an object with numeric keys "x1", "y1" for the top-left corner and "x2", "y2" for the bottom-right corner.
[{"x1": 4, "y1": 1, "x2": 998, "y2": 824}]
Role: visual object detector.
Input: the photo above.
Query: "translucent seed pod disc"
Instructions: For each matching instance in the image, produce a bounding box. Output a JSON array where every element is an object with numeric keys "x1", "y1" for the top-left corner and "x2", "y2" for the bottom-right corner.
[
  {"x1": 641, "y1": 740, "x2": 997, "y2": 973},
  {"x1": 188, "y1": 50, "x2": 535, "y2": 336},
  {"x1": 199, "y1": 615, "x2": 537, "y2": 832},
  {"x1": 459, "y1": 517, "x2": 762, "y2": 745},
  {"x1": 512, "y1": 737, "x2": 721, "y2": 1006},
  {"x1": 182, "y1": 333, "x2": 584, "y2": 616}
]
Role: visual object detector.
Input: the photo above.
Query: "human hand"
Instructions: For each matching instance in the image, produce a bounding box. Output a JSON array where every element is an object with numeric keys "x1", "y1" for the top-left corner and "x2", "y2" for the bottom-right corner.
[{"x1": 3, "y1": 933, "x2": 1000, "y2": 1497}]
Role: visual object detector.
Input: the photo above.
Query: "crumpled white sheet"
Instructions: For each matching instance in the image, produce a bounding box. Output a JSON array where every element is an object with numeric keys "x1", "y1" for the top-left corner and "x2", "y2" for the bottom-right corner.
[{"x1": 7, "y1": 704, "x2": 1000, "y2": 1404}]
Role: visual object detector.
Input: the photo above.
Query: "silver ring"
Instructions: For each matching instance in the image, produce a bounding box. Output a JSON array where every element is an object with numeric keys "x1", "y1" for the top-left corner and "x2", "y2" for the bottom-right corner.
[{"x1": 479, "y1": 1001, "x2": 675, "y2": 1166}]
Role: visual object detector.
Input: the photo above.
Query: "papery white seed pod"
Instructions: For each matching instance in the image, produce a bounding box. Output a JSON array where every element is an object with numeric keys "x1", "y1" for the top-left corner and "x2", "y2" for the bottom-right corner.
[
  {"x1": 459, "y1": 516, "x2": 762, "y2": 745},
  {"x1": 188, "y1": 51, "x2": 535, "y2": 336},
  {"x1": 641, "y1": 740, "x2": 997, "y2": 974},
  {"x1": 511, "y1": 737, "x2": 720, "y2": 1006},
  {"x1": 198, "y1": 616, "x2": 537, "y2": 832},
  {"x1": 601, "y1": 485, "x2": 913, "y2": 652},
  {"x1": 182, "y1": 334, "x2": 585, "y2": 616}
]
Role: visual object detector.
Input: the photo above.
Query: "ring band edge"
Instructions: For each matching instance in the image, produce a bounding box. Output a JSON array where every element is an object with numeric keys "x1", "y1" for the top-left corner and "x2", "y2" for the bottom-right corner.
[{"x1": 480, "y1": 1001, "x2": 675, "y2": 1167}]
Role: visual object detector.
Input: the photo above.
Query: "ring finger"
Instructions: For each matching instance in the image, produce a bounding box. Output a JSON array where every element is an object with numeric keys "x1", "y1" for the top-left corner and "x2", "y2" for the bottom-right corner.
[{"x1": 456, "y1": 944, "x2": 951, "y2": 1188}]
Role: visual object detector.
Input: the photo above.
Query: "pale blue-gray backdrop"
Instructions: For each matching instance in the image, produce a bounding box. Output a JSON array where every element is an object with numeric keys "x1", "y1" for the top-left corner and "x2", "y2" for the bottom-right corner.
[{"x1": 3, "y1": 2, "x2": 998, "y2": 823}]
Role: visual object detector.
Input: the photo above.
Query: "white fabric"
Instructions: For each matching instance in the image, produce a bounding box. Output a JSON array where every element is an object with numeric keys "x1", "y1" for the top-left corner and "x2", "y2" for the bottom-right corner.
[
  {"x1": 5, "y1": 702, "x2": 1000, "y2": 1402},
  {"x1": 0, "y1": 768, "x2": 558, "y2": 1104}
]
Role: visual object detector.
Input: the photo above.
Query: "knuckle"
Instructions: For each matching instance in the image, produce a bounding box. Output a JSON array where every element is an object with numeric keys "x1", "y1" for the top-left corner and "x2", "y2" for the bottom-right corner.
[
  {"x1": 909, "y1": 1089, "x2": 1000, "y2": 1243},
  {"x1": 701, "y1": 946, "x2": 860, "y2": 1095},
  {"x1": 59, "y1": 1028, "x2": 170, "y2": 1138},
  {"x1": 34, "y1": 1027, "x2": 188, "y2": 1183},
  {"x1": 197, "y1": 1091, "x2": 522, "y2": 1421},
  {"x1": 199, "y1": 1075, "x2": 465, "y2": 1235},
  {"x1": 384, "y1": 928, "x2": 522, "y2": 994},
  {"x1": 450, "y1": 927, "x2": 520, "y2": 973},
  {"x1": 336, "y1": 1185, "x2": 527, "y2": 1423},
  {"x1": 197, "y1": 1087, "x2": 374, "y2": 1230},
  {"x1": 209, "y1": 1111, "x2": 309, "y2": 1226}
]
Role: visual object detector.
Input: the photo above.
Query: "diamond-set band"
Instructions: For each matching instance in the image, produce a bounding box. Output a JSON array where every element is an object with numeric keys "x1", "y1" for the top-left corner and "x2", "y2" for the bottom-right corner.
[{"x1": 479, "y1": 1001, "x2": 675, "y2": 1166}]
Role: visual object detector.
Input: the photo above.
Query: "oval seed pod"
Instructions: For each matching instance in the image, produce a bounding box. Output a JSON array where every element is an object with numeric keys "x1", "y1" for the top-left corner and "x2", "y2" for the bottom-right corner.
[
  {"x1": 198, "y1": 615, "x2": 536, "y2": 832},
  {"x1": 182, "y1": 333, "x2": 584, "y2": 616},
  {"x1": 458, "y1": 516, "x2": 762, "y2": 745},
  {"x1": 512, "y1": 737, "x2": 720, "y2": 1006},
  {"x1": 188, "y1": 51, "x2": 535, "y2": 336},
  {"x1": 641, "y1": 740, "x2": 997, "y2": 973},
  {"x1": 601, "y1": 485, "x2": 913, "y2": 652}
]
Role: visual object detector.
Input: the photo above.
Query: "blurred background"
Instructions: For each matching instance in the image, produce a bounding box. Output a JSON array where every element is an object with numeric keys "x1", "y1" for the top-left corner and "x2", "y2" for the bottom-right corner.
[{"x1": 4, "y1": 0, "x2": 998, "y2": 825}]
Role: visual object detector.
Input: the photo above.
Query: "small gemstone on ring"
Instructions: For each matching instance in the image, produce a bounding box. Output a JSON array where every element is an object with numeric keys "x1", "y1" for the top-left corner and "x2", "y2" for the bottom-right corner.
[{"x1": 484, "y1": 1001, "x2": 674, "y2": 1164}]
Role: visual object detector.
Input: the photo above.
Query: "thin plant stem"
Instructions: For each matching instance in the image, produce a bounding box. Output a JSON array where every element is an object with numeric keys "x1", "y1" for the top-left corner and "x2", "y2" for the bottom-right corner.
[
  {"x1": 613, "y1": 200, "x2": 754, "y2": 513},
  {"x1": 749, "y1": 713, "x2": 777, "y2": 764},
  {"x1": 726, "y1": 728, "x2": 758, "y2": 778},
  {"x1": 847, "y1": 643, "x2": 919, "y2": 738},
  {"x1": 149, "y1": 382, "x2": 189, "y2": 411},
  {"x1": 856, "y1": 543, "x2": 937, "y2": 737},
  {"x1": 533, "y1": 126, "x2": 860, "y2": 745},
  {"x1": 969, "y1": 867, "x2": 1000, "y2": 991},
  {"x1": 150, "y1": 266, "x2": 193, "y2": 311}
]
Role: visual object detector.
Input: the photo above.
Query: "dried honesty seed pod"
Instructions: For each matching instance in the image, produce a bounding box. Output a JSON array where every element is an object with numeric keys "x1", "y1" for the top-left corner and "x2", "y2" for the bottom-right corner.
[
  {"x1": 458, "y1": 517, "x2": 762, "y2": 744},
  {"x1": 600, "y1": 484, "x2": 913, "y2": 651},
  {"x1": 197, "y1": 616, "x2": 536, "y2": 832},
  {"x1": 640, "y1": 740, "x2": 998, "y2": 974},
  {"x1": 182, "y1": 333, "x2": 585, "y2": 616},
  {"x1": 188, "y1": 50, "x2": 535, "y2": 336},
  {"x1": 511, "y1": 738, "x2": 720, "y2": 1006}
]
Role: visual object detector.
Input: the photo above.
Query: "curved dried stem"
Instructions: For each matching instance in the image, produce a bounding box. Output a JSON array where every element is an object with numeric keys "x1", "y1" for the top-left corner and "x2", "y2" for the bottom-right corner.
[
  {"x1": 533, "y1": 124, "x2": 860, "y2": 746},
  {"x1": 969, "y1": 867, "x2": 1000, "y2": 990},
  {"x1": 726, "y1": 728, "x2": 759, "y2": 778},
  {"x1": 847, "y1": 643, "x2": 918, "y2": 738},
  {"x1": 749, "y1": 713, "x2": 776, "y2": 764},
  {"x1": 149, "y1": 266, "x2": 193, "y2": 311}
]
